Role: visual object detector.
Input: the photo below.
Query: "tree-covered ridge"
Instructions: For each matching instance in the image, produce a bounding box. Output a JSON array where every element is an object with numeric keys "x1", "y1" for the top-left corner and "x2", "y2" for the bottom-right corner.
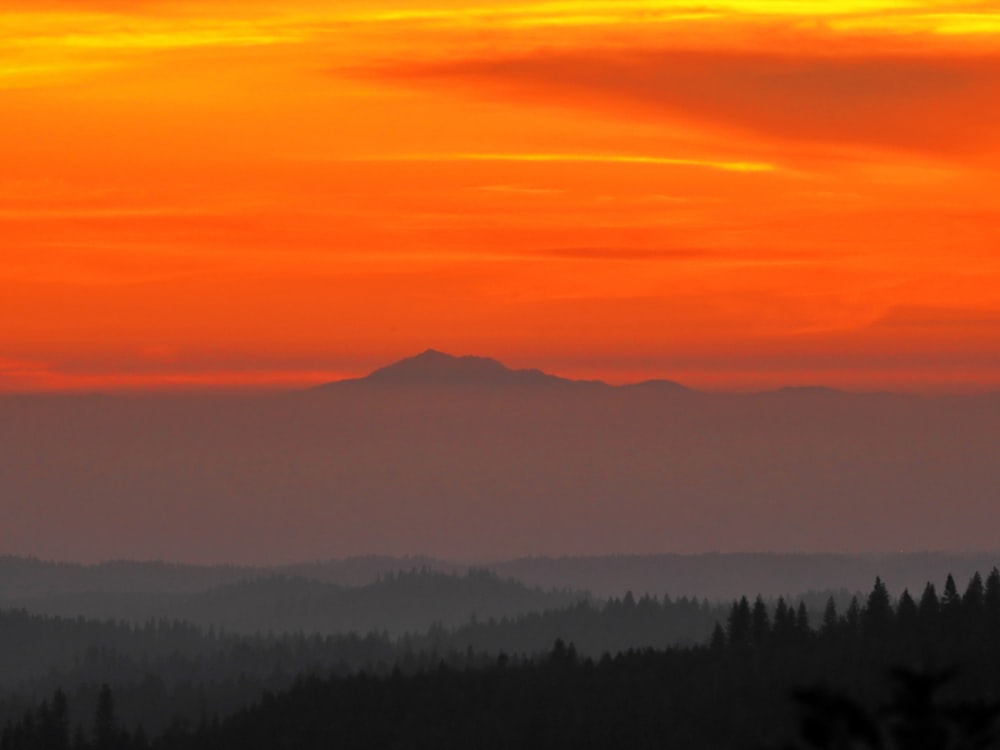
[
  {"x1": 718, "y1": 568, "x2": 1000, "y2": 649},
  {"x1": 0, "y1": 584, "x2": 723, "y2": 688},
  {"x1": 0, "y1": 585, "x2": 726, "y2": 733},
  {"x1": 6, "y1": 551, "x2": 996, "y2": 602},
  {"x1": 3, "y1": 570, "x2": 1000, "y2": 750},
  {"x1": 1, "y1": 568, "x2": 583, "y2": 637}
]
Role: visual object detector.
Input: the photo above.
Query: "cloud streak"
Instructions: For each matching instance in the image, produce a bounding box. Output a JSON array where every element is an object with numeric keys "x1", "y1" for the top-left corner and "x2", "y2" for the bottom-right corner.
[
  {"x1": 367, "y1": 48, "x2": 1000, "y2": 154},
  {"x1": 353, "y1": 151, "x2": 777, "y2": 172}
]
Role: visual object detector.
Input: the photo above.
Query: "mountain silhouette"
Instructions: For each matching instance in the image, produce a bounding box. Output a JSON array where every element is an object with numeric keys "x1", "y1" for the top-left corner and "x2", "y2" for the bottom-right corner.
[{"x1": 319, "y1": 349, "x2": 611, "y2": 388}]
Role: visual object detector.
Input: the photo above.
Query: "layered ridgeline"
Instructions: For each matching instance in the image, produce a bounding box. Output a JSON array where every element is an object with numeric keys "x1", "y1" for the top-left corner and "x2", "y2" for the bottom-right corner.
[
  {"x1": 6, "y1": 552, "x2": 1000, "y2": 610},
  {"x1": 0, "y1": 567, "x2": 579, "y2": 637},
  {"x1": 0, "y1": 582, "x2": 725, "y2": 733},
  {"x1": 2, "y1": 351, "x2": 998, "y2": 564},
  {"x1": 3, "y1": 570, "x2": 999, "y2": 750}
]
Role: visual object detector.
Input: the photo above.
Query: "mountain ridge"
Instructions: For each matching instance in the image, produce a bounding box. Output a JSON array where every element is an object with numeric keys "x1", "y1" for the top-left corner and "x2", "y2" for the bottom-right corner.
[
  {"x1": 313, "y1": 350, "x2": 959, "y2": 395},
  {"x1": 316, "y1": 349, "x2": 681, "y2": 391}
]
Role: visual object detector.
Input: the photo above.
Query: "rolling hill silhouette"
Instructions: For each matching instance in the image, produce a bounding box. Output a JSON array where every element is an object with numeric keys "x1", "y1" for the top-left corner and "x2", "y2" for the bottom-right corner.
[{"x1": 0, "y1": 566, "x2": 581, "y2": 637}]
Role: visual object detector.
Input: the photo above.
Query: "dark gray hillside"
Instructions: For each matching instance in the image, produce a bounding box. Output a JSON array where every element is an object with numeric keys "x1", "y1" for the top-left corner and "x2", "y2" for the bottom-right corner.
[
  {"x1": 2, "y1": 569, "x2": 583, "y2": 636},
  {"x1": 167, "y1": 569, "x2": 583, "y2": 635},
  {"x1": 487, "y1": 552, "x2": 1000, "y2": 600}
]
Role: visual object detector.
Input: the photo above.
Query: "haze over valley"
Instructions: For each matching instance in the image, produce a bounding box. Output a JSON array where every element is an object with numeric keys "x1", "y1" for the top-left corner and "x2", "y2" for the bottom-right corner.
[{"x1": 2, "y1": 351, "x2": 997, "y2": 565}]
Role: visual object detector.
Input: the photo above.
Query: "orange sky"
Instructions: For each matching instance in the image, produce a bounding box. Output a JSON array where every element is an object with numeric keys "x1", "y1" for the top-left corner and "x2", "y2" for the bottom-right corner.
[{"x1": 2, "y1": 0, "x2": 999, "y2": 392}]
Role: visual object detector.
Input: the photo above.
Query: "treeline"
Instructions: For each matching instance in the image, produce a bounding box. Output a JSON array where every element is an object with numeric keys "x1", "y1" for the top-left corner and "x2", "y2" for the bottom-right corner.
[
  {"x1": 432, "y1": 591, "x2": 725, "y2": 654},
  {"x1": 0, "y1": 568, "x2": 580, "y2": 690},
  {"x1": 4, "y1": 571, "x2": 1000, "y2": 749},
  {"x1": 0, "y1": 589, "x2": 726, "y2": 732},
  {"x1": 2, "y1": 569, "x2": 581, "y2": 637},
  {"x1": 0, "y1": 587, "x2": 726, "y2": 689},
  {"x1": 719, "y1": 569, "x2": 1000, "y2": 651}
]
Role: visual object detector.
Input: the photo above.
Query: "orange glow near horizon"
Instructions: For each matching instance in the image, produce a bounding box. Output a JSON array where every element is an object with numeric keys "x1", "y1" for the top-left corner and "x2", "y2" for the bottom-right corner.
[{"x1": 2, "y1": 0, "x2": 999, "y2": 393}]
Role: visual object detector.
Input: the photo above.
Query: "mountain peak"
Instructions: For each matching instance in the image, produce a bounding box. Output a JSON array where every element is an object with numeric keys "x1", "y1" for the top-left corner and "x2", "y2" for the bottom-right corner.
[
  {"x1": 322, "y1": 350, "x2": 593, "y2": 388},
  {"x1": 366, "y1": 350, "x2": 513, "y2": 385}
]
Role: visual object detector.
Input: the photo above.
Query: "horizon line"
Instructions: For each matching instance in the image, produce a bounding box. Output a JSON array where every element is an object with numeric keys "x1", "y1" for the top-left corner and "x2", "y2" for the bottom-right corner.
[
  {"x1": 1, "y1": 349, "x2": 999, "y2": 397},
  {"x1": 5, "y1": 549, "x2": 1000, "y2": 570}
]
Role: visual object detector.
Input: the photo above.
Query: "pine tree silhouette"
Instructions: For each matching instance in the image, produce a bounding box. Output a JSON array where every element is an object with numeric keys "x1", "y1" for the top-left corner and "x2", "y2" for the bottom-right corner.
[{"x1": 94, "y1": 684, "x2": 116, "y2": 750}]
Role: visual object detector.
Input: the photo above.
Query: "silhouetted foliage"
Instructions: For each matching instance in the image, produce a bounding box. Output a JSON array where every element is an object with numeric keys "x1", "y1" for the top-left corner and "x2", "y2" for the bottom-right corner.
[
  {"x1": 862, "y1": 577, "x2": 893, "y2": 637},
  {"x1": 0, "y1": 588, "x2": 733, "y2": 733},
  {"x1": 728, "y1": 596, "x2": 753, "y2": 647},
  {"x1": 821, "y1": 597, "x2": 838, "y2": 636},
  {"x1": 775, "y1": 667, "x2": 1000, "y2": 750},
  {"x1": 3, "y1": 571, "x2": 1000, "y2": 750}
]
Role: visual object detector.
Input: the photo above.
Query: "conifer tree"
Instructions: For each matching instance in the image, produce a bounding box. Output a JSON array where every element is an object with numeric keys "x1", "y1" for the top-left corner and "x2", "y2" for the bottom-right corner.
[
  {"x1": 727, "y1": 597, "x2": 752, "y2": 646},
  {"x1": 751, "y1": 596, "x2": 771, "y2": 646},
  {"x1": 918, "y1": 582, "x2": 939, "y2": 630},
  {"x1": 795, "y1": 602, "x2": 809, "y2": 636},
  {"x1": 709, "y1": 622, "x2": 726, "y2": 649},
  {"x1": 821, "y1": 597, "x2": 838, "y2": 636},
  {"x1": 941, "y1": 574, "x2": 962, "y2": 632},
  {"x1": 985, "y1": 568, "x2": 1000, "y2": 625},
  {"x1": 773, "y1": 598, "x2": 791, "y2": 639},
  {"x1": 962, "y1": 572, "x2": 984, "y2": 613},
  {"x1": 896, "y1": 589, "x2": 918, "y2": 632},
  {"x1": 862, "y1": 577, "x2": 893, "y2": 637},
  {"x1": 942, "y1": 574, "x2": 961, "y2": 610},
  {"x1": 917, "y1": 582, "x2": 937, "y2": 606},
  {"x1": 844, "y1": 596, "x2": 861, "y2": 634},
  {"x1": 42, "y1": 690, "x2": 69, "y2": 750},
  {"x1": 94, "y1": 684, "x2": 116, "y2": 750}
]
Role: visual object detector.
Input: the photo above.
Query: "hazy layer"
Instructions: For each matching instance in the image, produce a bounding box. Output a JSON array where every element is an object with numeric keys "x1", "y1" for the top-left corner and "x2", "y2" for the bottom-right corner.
[{"x1": 2, "y1": 354, "x2": 997, "y2": 563}]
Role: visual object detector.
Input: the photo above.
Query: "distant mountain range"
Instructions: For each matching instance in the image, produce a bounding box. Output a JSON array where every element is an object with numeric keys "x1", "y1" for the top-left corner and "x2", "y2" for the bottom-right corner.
[
  {"x1": 313, "y1": 349, "x2": 972, "y2": 396},
  {"x1": 4, "y1": 552, "x2": 999, "y2": 604},
  {"x1": 0, "y1": 564, "x2": 582, "y2": 636}
]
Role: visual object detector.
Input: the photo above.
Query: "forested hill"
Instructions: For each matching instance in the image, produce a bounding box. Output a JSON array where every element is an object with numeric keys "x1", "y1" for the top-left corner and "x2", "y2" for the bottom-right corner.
[
  {"x1": 7, "y1": 553, "x2": 1000, "y2": 604},
  {"x1": 489, "y1": 552, "x2": 1000, "y2": 599},
  {"x1": 0, "y1": 588, "x2": 725, "y2": 732},
  {"x1": 3, "y1": 570, "x2": 999, "y2": 749},
  {"x1": 1, "y1": 569, "x2": 580, "y2": 636},
  {"x1": 168, "y1": 567, "x2": 1000, "y2": 750},
  {"x1": 0, "y1": 590, "x2": 725, "y2": 691}
]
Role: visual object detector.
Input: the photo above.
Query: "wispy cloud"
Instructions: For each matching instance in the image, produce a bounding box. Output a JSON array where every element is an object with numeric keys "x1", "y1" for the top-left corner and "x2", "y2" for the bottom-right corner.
[
  {"x1": 3, "y1": 0, "x2": 998, "y2": 392},
  {"x1": 366, "y1": 49, "x2": 1000, "y2": 155},
  {"x1": 351, "y1": 151, "x2": 777, "y2": 173},
  {"x1": 0, "y1": 11, "x2": 310, "y2": 49}
]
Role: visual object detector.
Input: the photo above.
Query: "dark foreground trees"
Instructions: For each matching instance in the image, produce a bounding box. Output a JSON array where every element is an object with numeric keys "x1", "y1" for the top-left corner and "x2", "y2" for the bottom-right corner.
[
  {"x1": 3, "y1": 569, "x2": 1000, "y2": 750},
  {"x1": 778, "y1": 668, "x2": 1000, "y2": 750}
]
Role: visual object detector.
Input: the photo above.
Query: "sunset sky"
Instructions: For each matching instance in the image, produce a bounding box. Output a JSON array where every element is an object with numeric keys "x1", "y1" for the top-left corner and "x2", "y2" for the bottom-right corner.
[{"x1": 3, "y1": 0, "x2": 999, "y2": 392}]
